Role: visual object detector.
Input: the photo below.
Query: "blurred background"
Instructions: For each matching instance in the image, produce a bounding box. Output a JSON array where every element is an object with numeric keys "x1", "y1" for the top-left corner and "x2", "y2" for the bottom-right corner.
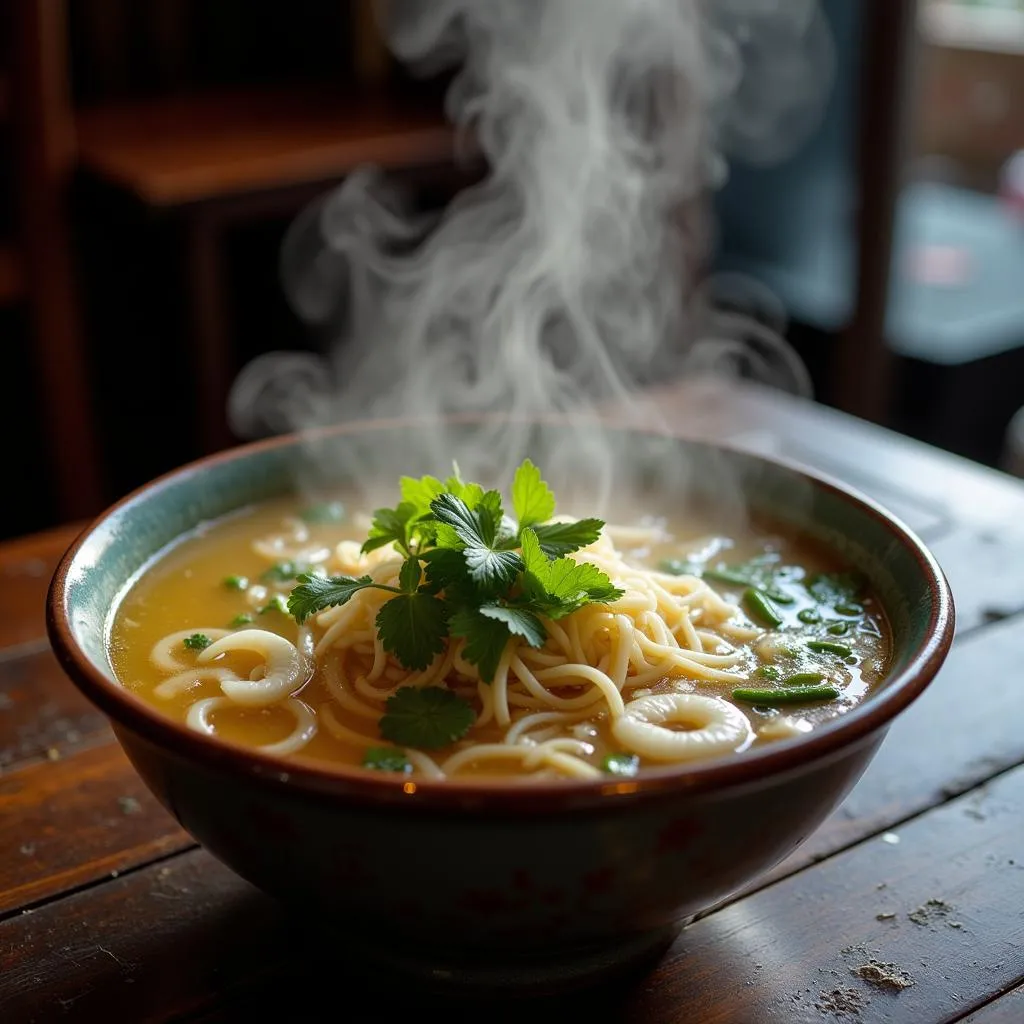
[{"x1": 0, "y1": 0, "x2": 1023, "y2": 540}]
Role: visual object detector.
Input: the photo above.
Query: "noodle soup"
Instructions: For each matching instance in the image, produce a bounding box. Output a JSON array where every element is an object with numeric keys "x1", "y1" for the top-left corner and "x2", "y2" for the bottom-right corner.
[{"x1": 108, "y1": 463, "x2": 891, "y2": 781}]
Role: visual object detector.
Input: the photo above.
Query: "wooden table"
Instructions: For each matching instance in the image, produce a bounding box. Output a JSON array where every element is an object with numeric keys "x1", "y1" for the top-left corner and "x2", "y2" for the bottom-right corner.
[{"x1": 3, "y1": 380, "x2": 1024, "y2": 1022}]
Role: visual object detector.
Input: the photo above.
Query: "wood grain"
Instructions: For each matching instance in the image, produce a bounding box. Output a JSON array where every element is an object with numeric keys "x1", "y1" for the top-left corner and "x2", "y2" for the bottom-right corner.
[
  {"x1": 750, "y1": 610, "x2": 1024, "y2": 889},
  {"x1": 0, "y1": 851, "x2": 280, "y2": 1023},
  {"x1": 6, "y1": 381, "x2": 1024, "y2": 1022},
  {"x1": 0, "y1": 741, "x2": 189, "y2": 915},
  {"x1": 10, "y1": 0, "x2": 105, "y2": 519},
  {"x1": 959, "y1": 984, "x2": 1024, "y2": 1022},
  {"x1": 623, "y1": 763, "x2": 1024, "y2": 1024},
  {"x1": 927, "y1": 526, "x2": 1024, "y2": 634},
  {"x1": 0, "y1": 522, "x2": 82, "y2": 651},
  {"x1": 0, "y1": 648, "x2": 111, "y2": 772},
  {"x1": 1, "y1": 760, "x2": 1021, "y2": 1023},
  {"x1": 75, "y1": 85, "x2": 457, "y2": 207}
]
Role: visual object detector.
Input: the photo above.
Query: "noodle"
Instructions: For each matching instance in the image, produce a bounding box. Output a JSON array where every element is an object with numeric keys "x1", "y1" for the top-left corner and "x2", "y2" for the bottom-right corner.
[{"x1": 112, "y1": 493, "x2": 890, "y2": 782}]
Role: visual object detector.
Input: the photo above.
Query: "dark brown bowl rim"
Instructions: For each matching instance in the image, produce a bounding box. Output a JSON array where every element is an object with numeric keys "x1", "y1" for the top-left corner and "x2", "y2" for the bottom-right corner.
[{"x1": 46, "y1": 414, "x2": 955, "y2": 814}]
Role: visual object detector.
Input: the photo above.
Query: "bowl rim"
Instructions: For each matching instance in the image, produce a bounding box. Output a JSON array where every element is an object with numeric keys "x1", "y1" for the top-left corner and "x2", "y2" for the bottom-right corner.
[{"x1": 46, "y1": 414, "x2": 955, "y2": 814}]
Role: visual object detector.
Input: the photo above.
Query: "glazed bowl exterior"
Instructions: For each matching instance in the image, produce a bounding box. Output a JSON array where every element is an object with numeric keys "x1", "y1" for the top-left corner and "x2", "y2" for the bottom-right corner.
[{"x1": 46, "y1": 421, "x2": 954, "y2": 983}]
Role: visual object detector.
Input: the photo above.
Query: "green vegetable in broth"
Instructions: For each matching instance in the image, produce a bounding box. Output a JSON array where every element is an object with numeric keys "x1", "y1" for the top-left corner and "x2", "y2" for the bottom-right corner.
[
  {"x1": 806, "y1": 640, "x2": 854, "y2": 658},
  {"x1": 107, "y1": 456, "x2": 891, "y2": 781},
  {"x1": 601, "y1": 753, "x2": 640, "y2": 777},
  {"x1": 742, "y1": 588, "x2": 784, "y2": 628},
  {"x1": 379, "y1": 686, "x2": 475, "y2": 749},
  {"x1": 300, "y1": 501, "x2": 346, "y2": 524},
  {"x1": 732, "y1": 684, "x2": 840, "y2": 705},
  {"x1": 362, "y1": 747, "x2": 412, "y2": 773}
]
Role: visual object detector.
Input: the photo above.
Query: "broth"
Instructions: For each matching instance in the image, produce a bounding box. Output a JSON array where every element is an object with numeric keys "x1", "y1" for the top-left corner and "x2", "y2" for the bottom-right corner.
[{"x1": 109, "y1": 494, "x2": 891, "y2": 780}]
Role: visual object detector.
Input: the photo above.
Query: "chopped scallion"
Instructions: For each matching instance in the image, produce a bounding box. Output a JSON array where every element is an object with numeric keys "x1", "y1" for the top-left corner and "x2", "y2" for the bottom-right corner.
[
  {"x1": 732, "y1": 684, "x2": 839, "y2": 705},
  {"x1": 806, "y1": 640, "x2": 853, "y2": 657},
  {"x1": 743, "y1": 588, "x2": 783, "y2": 628},
  {"x1": 601, "y1": 752, "x2": 640, "y2": 777}
]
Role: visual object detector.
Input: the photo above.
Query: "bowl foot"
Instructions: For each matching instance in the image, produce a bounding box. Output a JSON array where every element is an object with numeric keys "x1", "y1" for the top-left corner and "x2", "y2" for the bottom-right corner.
[{"x1": 349, "y1": 921, "x2": 683, "y2": 998}]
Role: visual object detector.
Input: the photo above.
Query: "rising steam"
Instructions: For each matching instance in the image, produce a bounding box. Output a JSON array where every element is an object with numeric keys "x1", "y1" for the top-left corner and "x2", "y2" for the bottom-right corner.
[{"x1": 228, "y1": 0, "x2": 833, "y2": 509}]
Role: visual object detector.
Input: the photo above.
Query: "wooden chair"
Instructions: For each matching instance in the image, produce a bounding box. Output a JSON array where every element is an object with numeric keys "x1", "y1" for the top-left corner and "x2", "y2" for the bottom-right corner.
[
  {"x1": 5, "y1": 0, "x2": 459, "y2": 524},
  {"x1": 75, "y1": 84, "x2": 460, "y2": 454},
  {"x1": 9, "y1": 0, "x2": 105, "y2": 520}
]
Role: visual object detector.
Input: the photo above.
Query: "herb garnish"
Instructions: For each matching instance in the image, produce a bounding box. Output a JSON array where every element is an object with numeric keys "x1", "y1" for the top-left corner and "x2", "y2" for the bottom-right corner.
[
  {"x1": 361, "y1": 747, "x2": 412, "y2": 773},
  {"x1": 183, "y1": 633, "x2": 212, "y2": 651},
  {"x1": 300, "y1": 501, "x2": 346, "y2": 524},
  {"x1": 601, "y1": 752, "x2": 640, "y2": 777},
  {"x1": 258, "y1": 594, "x2": 291, "y2": 616},
  {"x1": 379, "y1": 686, "x2": 475, "y2": 749},
  {"x1": 262, "y1": 561, "x2": 307, "y2": 583},
  {"x1": 288, "y1": 460, "x2": 623, "y2": 679}
]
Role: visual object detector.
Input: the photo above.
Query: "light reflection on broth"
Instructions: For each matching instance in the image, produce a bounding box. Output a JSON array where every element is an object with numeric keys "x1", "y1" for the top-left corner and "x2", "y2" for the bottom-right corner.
[{"x1": 108, "y1": 495, "x2": 891, "y2": 780}]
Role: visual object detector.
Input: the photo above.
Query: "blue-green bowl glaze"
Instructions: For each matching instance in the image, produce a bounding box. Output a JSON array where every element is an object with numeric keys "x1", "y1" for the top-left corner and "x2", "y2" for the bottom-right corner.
[{"x1": 46, "y1": 421, "x2": 954, "y2": 992}]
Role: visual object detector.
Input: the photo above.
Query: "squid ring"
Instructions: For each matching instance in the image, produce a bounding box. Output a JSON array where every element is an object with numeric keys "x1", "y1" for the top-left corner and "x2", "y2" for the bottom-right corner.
[
  {"x1": 197, "y1": 628, "x2": 307, "y2": 706},
  {"x1": 611, "y1": 693, "x2": 754, "y2": 763}
]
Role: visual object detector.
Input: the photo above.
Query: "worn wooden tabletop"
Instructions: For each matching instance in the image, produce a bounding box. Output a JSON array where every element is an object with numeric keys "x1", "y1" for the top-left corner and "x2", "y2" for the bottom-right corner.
[{"x1": 2, "y1": 380, "x2": 1024, "y2": 1023}]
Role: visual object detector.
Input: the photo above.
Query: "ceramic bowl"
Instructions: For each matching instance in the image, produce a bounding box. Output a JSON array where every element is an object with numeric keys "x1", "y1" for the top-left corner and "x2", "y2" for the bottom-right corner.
[{"x1": 46, "y1": 420, "x2": 954, "y2": 992}]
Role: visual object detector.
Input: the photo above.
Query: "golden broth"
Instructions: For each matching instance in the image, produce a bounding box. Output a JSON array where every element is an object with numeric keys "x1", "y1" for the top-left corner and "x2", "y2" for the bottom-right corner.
[{"x1": 109, "y1": 496, "x2": 891, "y2": 779}]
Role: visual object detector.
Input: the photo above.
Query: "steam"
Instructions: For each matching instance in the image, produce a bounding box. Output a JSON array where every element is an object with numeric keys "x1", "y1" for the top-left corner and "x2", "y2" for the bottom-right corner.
[{"x1": 228, "y1": 0, "x2": 833, "y2": 512}]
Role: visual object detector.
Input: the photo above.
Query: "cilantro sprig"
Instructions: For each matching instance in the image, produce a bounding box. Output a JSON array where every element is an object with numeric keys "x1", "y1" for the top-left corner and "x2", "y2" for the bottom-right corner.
[
  {"x1": 287, "y1": 459, "x2": 623, "y2": 680},
  {"x1": 379, "y1": 686, "x2": 475, "y2": 749}
]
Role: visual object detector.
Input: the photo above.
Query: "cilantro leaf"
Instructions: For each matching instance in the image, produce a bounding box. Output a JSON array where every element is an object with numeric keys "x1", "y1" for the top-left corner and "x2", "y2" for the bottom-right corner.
[
  {"x1": 444, "y1": 465, "x2": 485, "y2": 509},
  {"x1": 511, "y1": 458, "x2": 556, "y2": 529},
  {"x1": 362, "y1": 746, "x2": 412, "y2": 773},
  {"x1": 399, "y1": 556, "x2": 422, "y2": 594},
  {"x1": 520, "y1": 528, "x2": 623, "y2": 618},
  {"x1": 543, "y1": 558, "x2": 623, "y2": 605},
  {"x1": 375, "y1": 593, "x2": 449, "y2": 670},
  {"x1": 465, "y1": 547, "x2": 524, "y2": 590},
  {"x1": 477, "y1": 489, "x2": 504, "y2": 525},
  {"x1": 531, "y1": 518, "x2": 605, "y2": 557},
  {"x1": 419, "y1": 546, "x2": 478, "y2": 602},
  {"x1": 430, "y1": 492, "x2": 481, "y2": 545},
  {"x1": 431, "y1": 493, "x2": 523, "y2": 588},
  {"x1": 520, "y1": 526, "x2": 552, "y2": 577},
  {"x1": 449, "y1": 608, "x2": 514, "y2": 683},
  {"x1": 379, "y1": 685, "x2": 475, "y2": 749},
  {"x1": 287, "y1": 573, "x2": 396, "y2": 624},
  {"x1": 362, "y1": 502, "x2": 418, "y2": 555},
  {"x1": 478, "y1": 604, "x2": 547, "y2": 648},
  {"x1": 315, "y1": 460, "x2": 624, "y2": 685},
  {"x1": 399, "y1": 474, "x2": 445, "y2": 515}
]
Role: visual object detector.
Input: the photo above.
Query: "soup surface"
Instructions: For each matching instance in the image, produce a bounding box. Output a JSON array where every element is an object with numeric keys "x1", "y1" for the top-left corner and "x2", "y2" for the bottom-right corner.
[{"x1": 109, "y1": 468, "x2": 891, "y2": 781}]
